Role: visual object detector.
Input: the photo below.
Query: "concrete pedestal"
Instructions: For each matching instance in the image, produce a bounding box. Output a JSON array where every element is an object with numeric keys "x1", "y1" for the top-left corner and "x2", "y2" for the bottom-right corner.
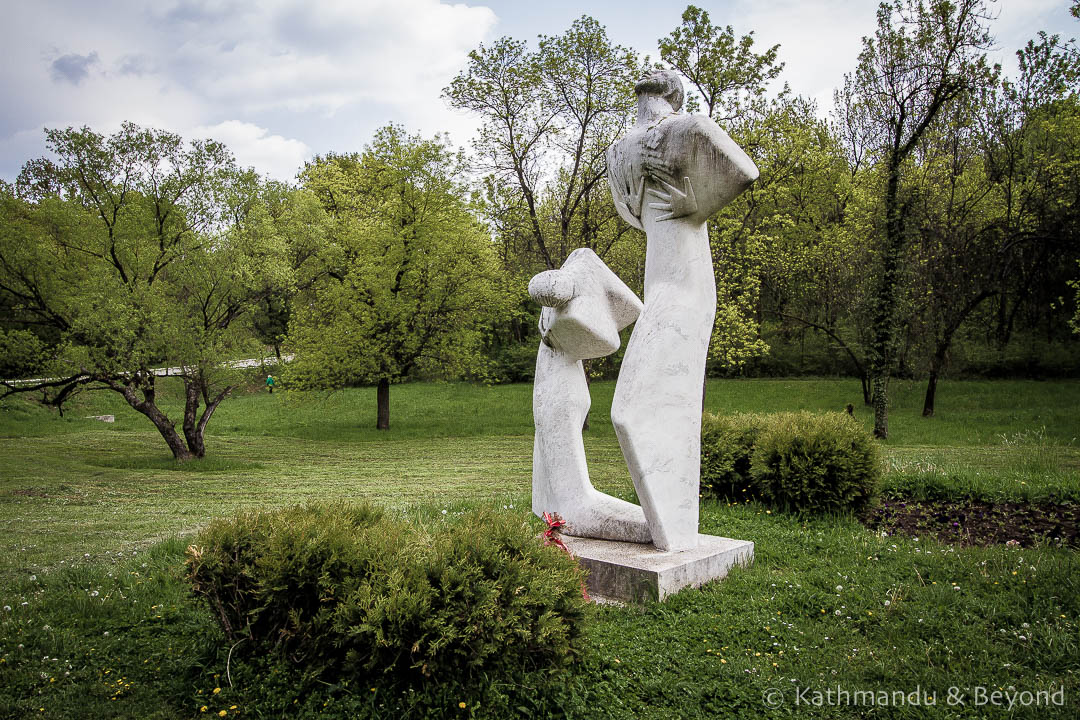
[{"x1": 561, "y1": 533, "x2": 753, "y2": 603}]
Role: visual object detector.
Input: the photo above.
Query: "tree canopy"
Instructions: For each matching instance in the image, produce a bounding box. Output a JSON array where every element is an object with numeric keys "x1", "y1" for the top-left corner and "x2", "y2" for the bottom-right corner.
[
  {"x1": 286, "y1": 125, "x2": 505, "y2": 429},
  {"x1": 3, "y1": 5, "x2": 1080, "y2": 451},
  {"x1": 0, "y1": 123, "x2": 318, "y2": 459}
]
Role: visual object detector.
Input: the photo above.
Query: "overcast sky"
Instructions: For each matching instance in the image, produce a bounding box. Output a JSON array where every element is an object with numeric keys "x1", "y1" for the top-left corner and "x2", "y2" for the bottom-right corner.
[{"x1": 2, "y1": 0, "x2": 1074, "y2": 183}]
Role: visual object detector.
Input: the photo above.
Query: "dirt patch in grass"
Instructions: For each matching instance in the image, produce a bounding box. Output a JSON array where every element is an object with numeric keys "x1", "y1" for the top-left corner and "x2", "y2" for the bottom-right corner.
[
  {"x1": 10, "y1": 488, "x2": 49, "y2": 497},
  {"x1": 861, "y1": 497, "x2": 1080, "y2": 548}
]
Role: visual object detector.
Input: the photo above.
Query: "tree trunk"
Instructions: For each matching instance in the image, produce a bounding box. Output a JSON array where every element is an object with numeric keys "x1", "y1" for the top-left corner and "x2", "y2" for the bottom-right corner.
[
  {"x1": 860, "y1": 373, "x2": 871, "y2": 406},
  {"x1": 924, "y1": 333, "x2": 953, "y2": 418},
  {"x1": 181, "y1": 380, "x2": 230, "y2": 459},
  {"x1": 922, "y1": 368, "x2": 939, "y2": 418},
  {"x1": 377, "y1": 378, "x2": 390, "y2": 430},
  {"x1": 182, "y1": 381, "x2": 203, "y2": 458},
  {"x1": 869, "y1": 160, "x2": 905, "y2": 440},
  {"x1": 871, "y1": 374, "x2": 889, "y2": 440},
  {"x1": 115, "y1": 375, "x2": 194, "y2": 461},
  {"x1": 923, "y1": 292, "x2": 993, "y2": 419},
  {"x1": 126, "y1": 394, "x2": 193, "y2": 460}
]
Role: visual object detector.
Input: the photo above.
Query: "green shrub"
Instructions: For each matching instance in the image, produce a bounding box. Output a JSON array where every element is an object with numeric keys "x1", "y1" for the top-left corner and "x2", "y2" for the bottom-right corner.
[
  {"x1": 699, "y1": 412, "x2": 767, "y2": 499},
  {"x1": 185, "y1": 502, "x2": 587, "y2": 688},
  {"x1": 749, "y1": 411, "x2": 880, "y2": 514}
]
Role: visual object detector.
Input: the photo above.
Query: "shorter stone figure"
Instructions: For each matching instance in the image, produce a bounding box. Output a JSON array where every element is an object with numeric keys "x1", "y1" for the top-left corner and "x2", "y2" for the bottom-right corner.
[{"x1": 530, "y1": 248, "x2": 651, "y2": 543}]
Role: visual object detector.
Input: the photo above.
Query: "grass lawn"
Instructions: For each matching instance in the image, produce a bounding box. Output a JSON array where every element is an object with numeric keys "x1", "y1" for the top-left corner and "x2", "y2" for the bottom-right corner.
[{"x1": 1, "y1": 377, "x2": 1078, "y2": 718}]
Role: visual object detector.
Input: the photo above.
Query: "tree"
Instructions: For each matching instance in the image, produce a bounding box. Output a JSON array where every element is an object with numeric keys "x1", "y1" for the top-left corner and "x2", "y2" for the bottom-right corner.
[
  {"x1": 736, "y1": 98, "x2": 876, "y2": 400},
  {"x1": 658, "y1": 6, "x2": 789, "y2": 373},
  {"x1": 838, "y1": 0, "x2": 994, "y2": 438},
  {"x1": 446, "y1": 16, "x2": 645, "y2": 413},
  {"x1": 0, "y1": 123, "x2": 305, "y2": 460},
  {"x1": 907, "y1": 87, "x2": 1000, "y2": 416},
  {"x1": 288, "y1": 125, "x2": 504, "y2": 430},
  {"x1": 658, "y1": 4, "x2": 783, "y2": 121},
  {"x1": 445, "y1": 16, "x2": 643, "y2": 275},
  {"x1": 979, "y1": 30, "x2": 1080, "y2": 351}
]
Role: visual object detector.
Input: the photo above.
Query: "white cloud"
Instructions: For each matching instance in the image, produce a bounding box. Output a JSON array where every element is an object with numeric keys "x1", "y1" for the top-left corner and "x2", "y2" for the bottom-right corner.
[
  {"x1": 734, "y1": 0, "x2": 880, "y2": 114},
  {"x1": 1, "y1": 0, "x2": 496, "y2": 178},
  {"x1": 195, "y1": 120, "x2": 311, "y2": 181},
  {"x1": 154, "y1": 0, "x2": 497, "y2": 115}
]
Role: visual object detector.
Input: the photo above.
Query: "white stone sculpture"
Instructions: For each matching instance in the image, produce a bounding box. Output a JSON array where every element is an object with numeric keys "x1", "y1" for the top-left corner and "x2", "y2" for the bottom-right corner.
[
  {"x1": 605, "y1": 69, "x2": 759, "y2": 552},
  {"x1": 530, "y1": 70, "x2": 758, "y2": 557},
  {"x1": 530, "y1": 248, "x2": 651, "y2": 543}
]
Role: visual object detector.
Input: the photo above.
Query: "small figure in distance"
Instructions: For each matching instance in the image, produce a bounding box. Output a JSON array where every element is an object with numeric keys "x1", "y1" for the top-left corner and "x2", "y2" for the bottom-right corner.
[{"x1": 266, "y1": 374, "x2": 275, "y2": 394}]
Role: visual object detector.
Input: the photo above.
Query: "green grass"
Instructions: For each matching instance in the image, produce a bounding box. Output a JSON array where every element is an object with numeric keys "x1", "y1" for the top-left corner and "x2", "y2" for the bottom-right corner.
[
  {"x1": 1, "y1": 378, "x2": 1079, "y2": 718},
  {"x1": 2, "y1": 377, "x2": 1077, "y2": 580}
]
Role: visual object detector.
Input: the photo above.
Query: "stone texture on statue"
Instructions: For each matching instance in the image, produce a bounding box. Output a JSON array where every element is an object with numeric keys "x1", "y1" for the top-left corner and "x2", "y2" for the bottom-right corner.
[
  {"x1": 530, "y1": 248, "x2": 651, "y2": 543},
  {"x1": 606, "y1": 69, "x2": 759, "y2": 551}
]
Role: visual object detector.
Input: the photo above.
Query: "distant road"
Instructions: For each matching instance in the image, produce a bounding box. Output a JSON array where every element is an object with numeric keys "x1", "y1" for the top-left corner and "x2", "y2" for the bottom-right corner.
[{"x1": 3, "y1": 354, "x2": 293, "y2": 387}]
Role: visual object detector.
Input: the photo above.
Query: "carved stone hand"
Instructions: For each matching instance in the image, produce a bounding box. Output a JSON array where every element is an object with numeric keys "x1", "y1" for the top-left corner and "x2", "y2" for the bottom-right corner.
[
  {"x1": 612, "y1": 165, "x2": 646, "y2": 225},
  {"x1": 646, "y1": 176, "x2": 698, "y2": 222}
]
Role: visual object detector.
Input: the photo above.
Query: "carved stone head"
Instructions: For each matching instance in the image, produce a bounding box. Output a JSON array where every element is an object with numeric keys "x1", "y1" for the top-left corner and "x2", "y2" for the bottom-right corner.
[{"x1": 634, "y1": 69, "x2": 684, "y2": 113}]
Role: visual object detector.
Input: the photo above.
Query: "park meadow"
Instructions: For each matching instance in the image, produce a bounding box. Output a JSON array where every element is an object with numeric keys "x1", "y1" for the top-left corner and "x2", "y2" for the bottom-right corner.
[
  {"x1": 1, "y1": 376, "x2": 1078, "y2": 718},
  {"x1": 2, "y1": 0, "x2": 1080, "y2": 716}
]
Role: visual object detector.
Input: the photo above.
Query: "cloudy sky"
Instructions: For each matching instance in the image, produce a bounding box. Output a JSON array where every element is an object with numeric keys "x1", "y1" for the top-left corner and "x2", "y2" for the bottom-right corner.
[{"x1": 2, "y1": 0, "x2": 1074, "y2": 182}]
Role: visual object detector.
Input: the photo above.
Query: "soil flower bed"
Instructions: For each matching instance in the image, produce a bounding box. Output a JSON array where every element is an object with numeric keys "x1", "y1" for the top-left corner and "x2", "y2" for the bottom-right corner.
[{"x1": 862, "y1": 497, "x2": 1080, "y2": 548}]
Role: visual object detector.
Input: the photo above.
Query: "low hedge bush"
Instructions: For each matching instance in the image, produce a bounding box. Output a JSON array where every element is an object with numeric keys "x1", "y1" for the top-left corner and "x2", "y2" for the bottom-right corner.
[
  {"x1": 700, "y1": 412, "x2": 766, "y2": 499},
  {"x1": 750, "y1": 411, "x2": 880, "y2": 513},
  {"x1": 700, "y1": 411, "x2": 880, "y2": 514},
  {"x1": 185, "y1": 503, "x2": 588, "y2": 688}
]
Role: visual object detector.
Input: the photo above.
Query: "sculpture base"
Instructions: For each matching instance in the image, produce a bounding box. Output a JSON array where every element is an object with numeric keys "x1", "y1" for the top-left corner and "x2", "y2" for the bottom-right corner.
[{"x1": 561, "y1": 534, "x2": 753, "y2": 604}]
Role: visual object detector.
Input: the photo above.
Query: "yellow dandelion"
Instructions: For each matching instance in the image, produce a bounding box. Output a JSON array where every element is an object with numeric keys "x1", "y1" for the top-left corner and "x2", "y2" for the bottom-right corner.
[
  {"x1": 213, "y1": 688, "x2": 221, "y2": 694},
  {"x1": 720, "y1": 659, "x2": 727, "y2": 664},
  {"x1": 219, "y1": 712, "x2": 228, "y2": 718},
  {"x1": 459, "y1": 701, "x2": 467, "y2": 709},
  {"x1": 200, "y1": 707, "x2": 208, "y2": 713}
]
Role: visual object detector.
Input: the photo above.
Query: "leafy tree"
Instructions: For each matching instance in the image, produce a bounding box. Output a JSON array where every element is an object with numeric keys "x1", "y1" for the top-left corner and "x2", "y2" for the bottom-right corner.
[
  {"x1": 658, "y1": 4, "x2": 783, "y2": 121},
  {"x1": 658, "y1": 7, "x2": 790, "y2": 373},
  {"x1": 980, "y1": 30, "x2": 1080, "y2": 351},
  {"x1": 739, "y1": 98, "x2": 876, "y2": 398},
  {"x1": 906, "y1": 86, "x2": 1001, "y2": 416},
  {"x1": 445, "y1": 16, "x2": 645, "y2": 402},
  {"x1": 837, "y1": 0, "x2": 994, "y2": 438},
  {"x1": 0, "y1": 124, "x2": 307, "y2": 459},
  {"x1": 445, "y1": 16, "x2": 643, "y2": 275},
  {"x1": 288, "y1": 125, "x2": 504, "y2": 430}
]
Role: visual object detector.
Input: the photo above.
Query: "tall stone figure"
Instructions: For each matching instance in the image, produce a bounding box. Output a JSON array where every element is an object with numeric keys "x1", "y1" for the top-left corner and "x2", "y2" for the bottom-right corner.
[{"x1": 606, "y1": 70, "x2": 759, "y2": 551}]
